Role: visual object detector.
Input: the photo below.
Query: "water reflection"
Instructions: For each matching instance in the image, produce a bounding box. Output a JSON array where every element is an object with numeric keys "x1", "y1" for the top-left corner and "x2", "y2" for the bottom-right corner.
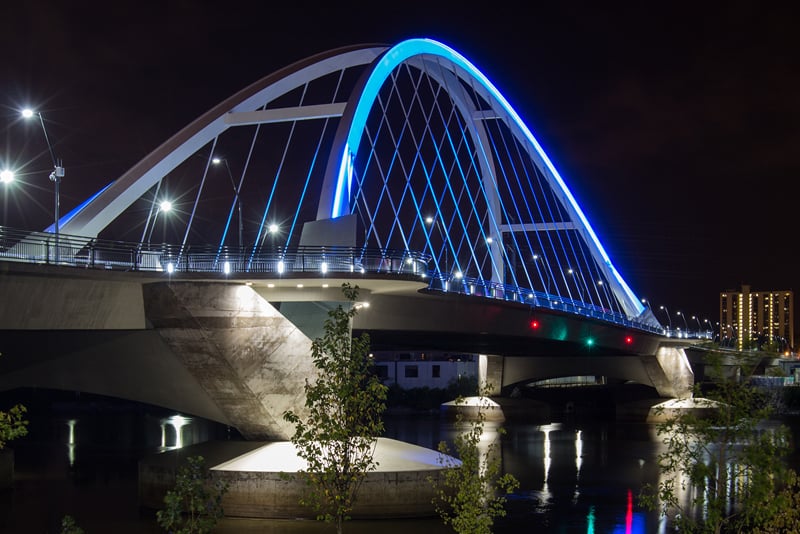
[
  {"x1": 66, "y1": 419, "x2": 77, "y2": 466},
  {"x1": 6, "y1": 396, "x2": 800, "y2": 534},
  {"x1": 386, "y1": 417, "x2": 658, "y2": 532},
  {"x1": 161, "y1": 414, "x2": 192, "y2": 450}
]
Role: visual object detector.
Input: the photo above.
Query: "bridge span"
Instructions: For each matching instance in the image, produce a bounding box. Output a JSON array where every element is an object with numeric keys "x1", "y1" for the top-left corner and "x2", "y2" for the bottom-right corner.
[
  {"x1": 0, "y1": 254, "x2": 692, "y2": 440},
  {"x1": 1, "y1": 37, "x2": 693, "y2": 439}
]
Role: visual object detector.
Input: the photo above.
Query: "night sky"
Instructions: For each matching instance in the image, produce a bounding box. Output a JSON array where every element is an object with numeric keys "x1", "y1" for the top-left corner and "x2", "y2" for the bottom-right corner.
[{"x1": 1, "y1": 1, "x2": 798, "y2": 329}]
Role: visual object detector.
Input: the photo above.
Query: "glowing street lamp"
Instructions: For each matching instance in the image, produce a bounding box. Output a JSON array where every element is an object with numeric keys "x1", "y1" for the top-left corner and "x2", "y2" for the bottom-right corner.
[
  {"x1": 691, "y1": 315, "x2": 702, "y2": 337},
  {"x1": 659, "y1": 305, "x2": 673, "y2": 331},
  {"x1": 676, "y1": 311, "x2": 689, "y2": 336},
  {"x1": 22, "y1": 108, "x2": 64, "y2": 261},
  {"x1": 425, "y1": 215, "x2": 449, "y2": 273},
  {"x1": 158, "y1": 199, "x2": 172, "y2": 244},
  {"x1": 0, "y1": 169, "x2": 13, "y2": 184},
  {"x1": 212, "y1": 157, "x2": 243, "y2": 248},
  {"x1": 704, "y1": 318, "x2": 715, "y2": 338}
]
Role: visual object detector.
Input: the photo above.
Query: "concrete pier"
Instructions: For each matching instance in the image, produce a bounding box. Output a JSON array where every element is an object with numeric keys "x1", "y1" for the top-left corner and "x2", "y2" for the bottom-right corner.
[{"x1": 139, "y1": 437, "x2": 453, "y2": 519}]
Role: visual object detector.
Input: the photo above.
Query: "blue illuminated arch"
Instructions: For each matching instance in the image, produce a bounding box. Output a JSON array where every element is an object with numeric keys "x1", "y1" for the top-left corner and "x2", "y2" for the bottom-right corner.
[{"x1": 319, "y1": 38, "x2": 645, "y2": 317}]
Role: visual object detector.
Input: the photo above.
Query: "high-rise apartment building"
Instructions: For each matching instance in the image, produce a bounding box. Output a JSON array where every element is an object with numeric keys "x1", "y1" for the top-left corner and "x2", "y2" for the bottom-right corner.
[{"x1": 719, "y1": 285, "x2": 794, "y2": 353}]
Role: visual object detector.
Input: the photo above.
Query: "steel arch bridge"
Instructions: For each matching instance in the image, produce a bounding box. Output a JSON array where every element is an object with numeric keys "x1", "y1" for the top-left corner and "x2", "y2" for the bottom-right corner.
[{"x1": 54, "y1": 38, "x2": 661, "y2": 333}]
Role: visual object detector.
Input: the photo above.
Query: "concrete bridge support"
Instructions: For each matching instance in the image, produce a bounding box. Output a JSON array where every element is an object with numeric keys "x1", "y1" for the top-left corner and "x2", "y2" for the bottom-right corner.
[
  {"x1": 480, "y1": 354, "x2": 504, "y2": 395},
  {"x1": 644, "y1": 345, "x2": 695, "y2": 398},
  {"x1": 142, "y1": 282, "x2": 316, "y2": 440}
]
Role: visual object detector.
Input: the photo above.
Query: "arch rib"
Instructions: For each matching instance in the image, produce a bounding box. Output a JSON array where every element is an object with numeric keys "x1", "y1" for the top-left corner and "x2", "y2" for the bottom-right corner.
[{"x1": 316, "y1": 38, "x2": 645, "y2": 318}]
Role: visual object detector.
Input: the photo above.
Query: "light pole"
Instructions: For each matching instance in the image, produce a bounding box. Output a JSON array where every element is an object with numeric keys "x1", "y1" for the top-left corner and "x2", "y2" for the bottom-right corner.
[
  {"x1": 159, "y1": 200, "x2": 172, "y2": 244},
  {"x1": 676, "y1": 311, "x2": 689, "y2": 337},
  {"x1": 23, "y1": 108, "x2": 64, "y2": 262},
  {"x1": 533, "y1": 254, "x2": 552, "y2": 294},
  {"x1": 705, "y1": 319, "x2": 715, "y2": 339},
  {"x1": 659, "y1": 305, "x2": 673, "y2": 332},
  {"x1": 692, "y1": 315, "x2": 702, "y2": 338},
  {"x1": 425, "y1": 215, "x2": 448, "y2": 273},
  {"x1": 212, "y1": 157, "x2": 243, "y2": 249}
]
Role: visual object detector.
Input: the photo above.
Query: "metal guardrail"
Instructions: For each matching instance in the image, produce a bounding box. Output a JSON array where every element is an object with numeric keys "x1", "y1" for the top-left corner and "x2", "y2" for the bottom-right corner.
[
  {"x1": 424, "y1": 273, "x2": 664, "y2": 334},
  {"x1": 0, "y1": 226, "x2": 663, "y2": 334},
  {"x1": 0, "y1": 226, "x2": 429, "y2": 276}
]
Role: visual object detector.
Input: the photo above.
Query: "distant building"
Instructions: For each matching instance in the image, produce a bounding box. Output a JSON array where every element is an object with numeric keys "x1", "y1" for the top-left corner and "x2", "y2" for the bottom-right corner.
[
  {"x1": 370, "y1": 351, "x2": 478, "y2": 389},
  {"x1": 719, "y1": 285, "x2": 794, "y2": 353}
]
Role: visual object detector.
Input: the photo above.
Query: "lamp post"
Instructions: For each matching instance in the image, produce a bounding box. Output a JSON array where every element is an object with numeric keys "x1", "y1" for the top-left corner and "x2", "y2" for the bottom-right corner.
[
  {"x1": 704, "y1": 318, "x2": 715, "y2": 339},
  {"x1": 533, "y1": 254, "x2": 552, "y2": 294},
  {"x1": 659, "y1": 305, "x2": 673, "y2": 332},
  {"x1": 159, "y1": 200, "x2": 172, "y2": 244},
  {"x1": 692, "y1": 315, "x2": 702, "y2": 338},
  {"x1": 676, "y1": 311, "x2": 689, "y2": 337},
  {"x1": 425, "y1": 215, "x2": 448, "y2": 273},
  {"x1": 212, "y1": 157, "x2": 243, "y2": 249},
  {"x1": 23, "y1": 108, "x2": 64, "y2": 262}
]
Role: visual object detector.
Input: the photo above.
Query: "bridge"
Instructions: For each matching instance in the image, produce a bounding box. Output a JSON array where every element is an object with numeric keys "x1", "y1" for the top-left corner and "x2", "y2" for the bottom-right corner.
[{"x1": 0, "y1": 38, "x2": 693, "y2": 440}]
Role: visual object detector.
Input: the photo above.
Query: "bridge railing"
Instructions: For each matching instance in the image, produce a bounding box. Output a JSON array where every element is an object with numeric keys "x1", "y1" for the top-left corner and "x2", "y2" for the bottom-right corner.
[
  {"x1": 424, "y1": 273, "x2": 664, "y2": 334},
  {"x1": 0, "y1": 226, "x2": 430, "y2": 276},
  {"x1": 0, "y1": 226, "x2": 661, "y2": 333}
]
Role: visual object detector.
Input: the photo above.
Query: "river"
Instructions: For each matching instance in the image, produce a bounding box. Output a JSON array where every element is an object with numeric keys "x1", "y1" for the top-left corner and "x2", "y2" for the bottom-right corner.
[{"x1": 1, "y1": 388, "x2": 797, "y2": 533}]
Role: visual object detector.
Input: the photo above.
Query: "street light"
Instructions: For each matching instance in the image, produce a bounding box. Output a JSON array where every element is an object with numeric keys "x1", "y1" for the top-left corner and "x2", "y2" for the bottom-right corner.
[
  {"x1": 425, "y1": 215, "x2": 448, "y2": 273},
  {"x1": 0, "y1": 169, "x2": 13, "y2": 184},
  {"x1": 691, "y1": 315, "x2": 702, "y2": 337},
  {"x1": 22, "y1": 108, "x2": 64, "y2": 262},
  {"x1": 158, "y1": 200, "x2": 172, "y2": 245},
  {"x1": 704, "y1": 318, "x2": 715, "y2": 339},
  {"x1": 659, "y1": 305, "x2": 673, "y2": 332},
  {"x1": 533, "y1": 253, "x2": 552, "y2": 293},
  {"x1": 676, "y1": 311, "x2": 689, "y2": 337},
  {"x1": 212, "y1": 157, "x2": 243, "y2": 249}
]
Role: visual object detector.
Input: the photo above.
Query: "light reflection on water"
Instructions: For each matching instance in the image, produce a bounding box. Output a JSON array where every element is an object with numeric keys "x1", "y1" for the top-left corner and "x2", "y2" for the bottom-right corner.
[
  {"x1": 3, "y1": 393, "x2": 799, "y2": 534},
  {"x1": 384, "y1": 414, "x2": 660, "y2": 533}
]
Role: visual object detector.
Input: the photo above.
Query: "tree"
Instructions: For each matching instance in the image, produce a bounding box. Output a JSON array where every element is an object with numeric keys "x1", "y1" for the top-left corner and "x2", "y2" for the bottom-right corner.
[
  {"x1": 0, "y1": 354, "x2": 28, "y2": 450},
  {"x1": 429, "y1": 388, "x2": 519, "y2": 534},
  {"x1": 156, "y1": 455, "x2": 229, "y2": 534},
  {"x1": 60, "y1": 515, "x2": 84, "y2": 534},
  {"x1": 639, "y1": 352, "x2": 794, "y2": 533},
  {"x1": 283, "y1": 283, "x2": 387, "y2": 534},
  {"x1": 0, "y1": 403, "x2": 27, "y2": 450}
]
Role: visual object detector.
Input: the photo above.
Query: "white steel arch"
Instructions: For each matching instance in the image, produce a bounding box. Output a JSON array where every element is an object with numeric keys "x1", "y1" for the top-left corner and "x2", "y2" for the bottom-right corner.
[{"x1": 57, "y1": 44, "x2": 387, "y2": 239}]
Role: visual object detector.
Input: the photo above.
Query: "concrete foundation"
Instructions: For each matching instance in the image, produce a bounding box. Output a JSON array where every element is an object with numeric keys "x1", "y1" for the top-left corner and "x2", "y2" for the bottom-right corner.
[
  {"x1": 139, "y1": 438, "x2": 451, "y2": 519},
  {"x1": 439, "y1": 396, "x2": 506, "y2": 422}
]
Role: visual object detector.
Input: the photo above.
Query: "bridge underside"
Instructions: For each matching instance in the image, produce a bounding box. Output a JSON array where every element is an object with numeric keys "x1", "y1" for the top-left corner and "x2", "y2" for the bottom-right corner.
[{"x1": 0, "y1": 267, "x2": 691, "y2": 439}]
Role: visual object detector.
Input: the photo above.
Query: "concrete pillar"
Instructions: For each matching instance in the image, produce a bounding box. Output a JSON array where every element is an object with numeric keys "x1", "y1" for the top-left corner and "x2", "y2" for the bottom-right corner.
[
  {"x1": 642, "y1": 345, "x2": 694, "y2": 399},
  {"x1": 142, "y1": 282, "x2": 317, "y2": 440},
  {"x1": 479, "y1": 354, "x2": 504, "y2": 395}
]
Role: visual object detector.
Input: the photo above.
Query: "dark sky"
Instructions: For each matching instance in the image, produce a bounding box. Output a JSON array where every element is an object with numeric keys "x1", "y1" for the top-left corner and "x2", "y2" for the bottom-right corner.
[{"x1": 1, "y1": 0, "x2": 798, "y2": 328}]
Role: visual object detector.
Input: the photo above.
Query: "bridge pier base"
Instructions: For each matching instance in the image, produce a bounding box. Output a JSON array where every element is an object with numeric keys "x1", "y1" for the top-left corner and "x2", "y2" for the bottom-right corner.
[
  {"x1": 644, "y1": 345, "x2": 695, "y2": 399},
  {"x1": 142, "y1": 282, "x2": 317, "y2": 440}
]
